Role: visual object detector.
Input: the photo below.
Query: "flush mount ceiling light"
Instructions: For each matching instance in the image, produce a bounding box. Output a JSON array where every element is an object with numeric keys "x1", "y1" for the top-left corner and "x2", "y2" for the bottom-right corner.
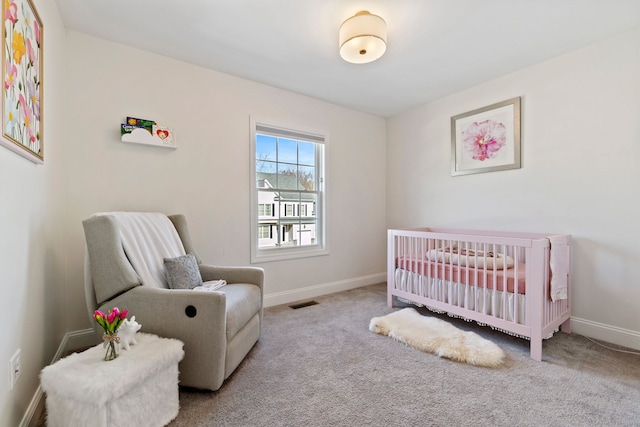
[{"x1": 339, "y1": 10, "x2": 387, "y2": 64}]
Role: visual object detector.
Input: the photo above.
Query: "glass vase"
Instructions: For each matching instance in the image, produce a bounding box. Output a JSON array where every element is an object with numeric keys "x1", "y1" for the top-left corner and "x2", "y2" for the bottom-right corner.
[{"x1": 103, "y1": 333, "x2": 119, "y2": 361}]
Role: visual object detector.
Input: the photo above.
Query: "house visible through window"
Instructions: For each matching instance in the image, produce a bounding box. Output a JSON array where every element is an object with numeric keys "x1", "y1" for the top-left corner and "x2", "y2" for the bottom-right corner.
[{"x1": 251, "y1": 120, "x2": 327, "y2": 262}]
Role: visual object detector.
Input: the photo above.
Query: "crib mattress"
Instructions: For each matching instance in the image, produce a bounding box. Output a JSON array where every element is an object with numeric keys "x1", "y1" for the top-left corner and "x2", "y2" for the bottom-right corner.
[{"x1": 396, "y1": 256, "x2": 527, "y2": 294}]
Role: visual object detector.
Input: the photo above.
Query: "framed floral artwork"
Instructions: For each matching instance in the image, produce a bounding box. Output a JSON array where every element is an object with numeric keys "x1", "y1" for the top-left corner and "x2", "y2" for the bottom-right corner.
[
  {"x1": 451, "y1": 97, "x2": 520, "y2": 176},
  {"x1": 1, "y1": 0, "x2": 43, "y2": 164}
]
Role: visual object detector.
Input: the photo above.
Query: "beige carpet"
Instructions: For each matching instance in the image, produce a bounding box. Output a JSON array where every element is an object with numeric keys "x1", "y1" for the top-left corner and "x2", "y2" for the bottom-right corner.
[{"x1": 164, "y1": 283, "x2": 640, "y2": 427}]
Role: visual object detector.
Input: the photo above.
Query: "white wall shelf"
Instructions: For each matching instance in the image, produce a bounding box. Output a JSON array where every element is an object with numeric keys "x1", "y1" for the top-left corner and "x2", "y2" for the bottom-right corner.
[{"x1": 121, "y1": 128, "x2": 177, "y2": 149}]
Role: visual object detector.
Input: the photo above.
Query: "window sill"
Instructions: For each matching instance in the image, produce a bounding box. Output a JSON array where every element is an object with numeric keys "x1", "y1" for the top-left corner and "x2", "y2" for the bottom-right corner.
[{"x1": 251, "y1": 246, "x2": 329, "y2": 263}]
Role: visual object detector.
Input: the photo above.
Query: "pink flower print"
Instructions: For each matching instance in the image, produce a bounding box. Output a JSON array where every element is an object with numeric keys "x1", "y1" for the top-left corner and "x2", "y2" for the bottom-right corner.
[
  {"x1": 27, "y1": 37, "x2": 37, "y2": 68},
  {"x1": 462, "y1": 119, "x2": 506, "y2": 161},
  {"x1": 26, "y1": 80, "x2": 39, "y2": 120},
  {"x1": 4, "y1": 61, "x2": 17, "y2": 90},
  {"x1": 33, "y1": 16, "x2": 40, "y2": 46},
  {"x1": 5, "y1": 1, "x2": 18, "y2": 25},
  {"x1": 18, "y1": 92, "x2": 26, "y2": 115},
  {"x1": 18, "y1": 93, "x2": 35, "y2": 141},
  {"x1": 25, "y1": 109, "x2": 35, "y2": 143}
]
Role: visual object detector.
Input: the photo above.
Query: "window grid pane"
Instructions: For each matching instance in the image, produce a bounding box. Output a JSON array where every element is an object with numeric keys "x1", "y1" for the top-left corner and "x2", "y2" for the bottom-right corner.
[{"x1": 255, "y1": 128, "x2": 323, "y2": 252}]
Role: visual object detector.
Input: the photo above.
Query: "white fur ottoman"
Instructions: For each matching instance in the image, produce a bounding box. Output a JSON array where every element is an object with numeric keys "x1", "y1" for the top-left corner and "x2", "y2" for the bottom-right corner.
[{"x1": 41, "y1": 333, "x2": 184, "y2": 427}]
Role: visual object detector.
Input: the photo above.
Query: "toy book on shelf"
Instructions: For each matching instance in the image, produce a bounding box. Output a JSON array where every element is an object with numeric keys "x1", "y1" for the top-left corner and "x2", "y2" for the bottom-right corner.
[{"x1": 121, "y1": 116, "x2": 176, "y2": 149}]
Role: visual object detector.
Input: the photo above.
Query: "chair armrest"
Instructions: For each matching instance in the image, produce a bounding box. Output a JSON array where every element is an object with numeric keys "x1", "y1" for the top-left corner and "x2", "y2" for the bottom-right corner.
[
  {"x1": 101, "y1": 286, "x2": 226, "y2": 340},
  {"x1": 199, "y1": 265, "x2": 264, "y2": 290},
  {"x1": 100, "y1": 286, "x2": 228, "y2": 389}
]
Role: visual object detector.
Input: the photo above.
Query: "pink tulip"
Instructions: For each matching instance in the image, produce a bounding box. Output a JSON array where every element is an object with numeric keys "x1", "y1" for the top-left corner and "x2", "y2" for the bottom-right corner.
[
  {"x1": 34, "y1": 19, "x2": 40, "y2": 45},
  {"x1": 6, "y1": 1, "x2": 18, "y2": 24},
  {"x1": 107, "y1": 310, "x2": 117, "y2": 323},
  {"x1": 94, "y1": 310, "x2": 106, "y2": 320},
  {"x1": 119, "y1": 309, "x2": 129, "y2": 319}
]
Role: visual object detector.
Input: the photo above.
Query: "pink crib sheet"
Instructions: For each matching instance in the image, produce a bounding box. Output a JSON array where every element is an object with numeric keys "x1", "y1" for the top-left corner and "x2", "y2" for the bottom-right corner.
[{"x1": 396, "y1": 256, "x2": 527, "y2": 294}]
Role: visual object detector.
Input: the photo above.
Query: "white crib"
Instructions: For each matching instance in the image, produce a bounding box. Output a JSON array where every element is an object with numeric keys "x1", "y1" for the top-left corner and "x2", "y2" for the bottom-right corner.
[{"x1": 387, "y1": 228, "x2": 572, "y2": 361}]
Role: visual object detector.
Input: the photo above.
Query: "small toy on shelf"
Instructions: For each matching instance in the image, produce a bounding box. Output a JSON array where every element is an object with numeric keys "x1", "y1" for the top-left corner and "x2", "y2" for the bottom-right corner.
[{"x1": 120, "y1": 116, "x2": 176, "y2": 149}]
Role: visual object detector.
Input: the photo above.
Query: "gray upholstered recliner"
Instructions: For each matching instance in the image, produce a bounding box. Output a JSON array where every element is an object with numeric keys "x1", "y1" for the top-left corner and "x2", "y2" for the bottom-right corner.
[{"x1": 82, "y1": 213, "x2": 264, "y2": 391}]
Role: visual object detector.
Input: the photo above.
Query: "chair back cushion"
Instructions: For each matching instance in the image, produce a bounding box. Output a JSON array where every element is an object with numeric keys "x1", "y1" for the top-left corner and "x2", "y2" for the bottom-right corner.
[
  {"x1": 100, "y1": 212, "x2": 187, "y2": 289},
  {"x1": 84, "y1": 212, "x2": 188, "y2": 306},
  {"x1": 83, "y1": 215, "x2": 142, "y2": 306}
]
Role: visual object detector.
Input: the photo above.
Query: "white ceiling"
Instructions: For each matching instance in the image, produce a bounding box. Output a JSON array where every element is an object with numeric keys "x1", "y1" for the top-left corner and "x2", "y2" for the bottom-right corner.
[{"x1": 56, "y1": 0, "x2": 640, "y2": 117}]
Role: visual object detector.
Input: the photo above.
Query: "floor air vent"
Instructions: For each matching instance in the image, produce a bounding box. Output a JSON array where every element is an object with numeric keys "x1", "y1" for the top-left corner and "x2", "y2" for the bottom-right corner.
[{"x1": 289, "y1": 301, "x2": 319, "y2": 309}]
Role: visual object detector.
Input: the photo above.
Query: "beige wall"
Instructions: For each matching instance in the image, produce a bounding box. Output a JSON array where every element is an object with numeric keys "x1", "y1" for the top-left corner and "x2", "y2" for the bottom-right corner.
[
  {"x1": 0, "y1": 1, "x2": 67, "y2": 425},
  {"x1": 387, "y1": 28, "x2": 640, "y2": 349},
  {"x1": 62, "y1": 32, "x2": 387, "y2": 331}
]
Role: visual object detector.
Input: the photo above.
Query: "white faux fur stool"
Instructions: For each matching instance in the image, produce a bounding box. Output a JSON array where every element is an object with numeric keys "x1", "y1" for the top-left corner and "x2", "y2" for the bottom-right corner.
[{"x1": 41, "y1": 333, "x2": 184, "y2": 427}]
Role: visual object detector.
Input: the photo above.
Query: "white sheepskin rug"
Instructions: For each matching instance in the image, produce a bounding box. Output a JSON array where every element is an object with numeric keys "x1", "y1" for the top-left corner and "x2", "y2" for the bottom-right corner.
[{"x1": 369, "y1": 308, "x2": 505, "y2": 367}]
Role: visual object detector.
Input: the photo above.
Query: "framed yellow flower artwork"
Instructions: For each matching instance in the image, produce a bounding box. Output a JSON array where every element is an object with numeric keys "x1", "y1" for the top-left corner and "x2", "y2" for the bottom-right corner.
[{"x1": 1, "y1": 0, "x2": 43, "y2": 164}]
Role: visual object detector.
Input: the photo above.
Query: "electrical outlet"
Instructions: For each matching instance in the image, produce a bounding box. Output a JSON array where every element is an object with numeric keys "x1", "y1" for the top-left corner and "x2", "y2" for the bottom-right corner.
[{"x1": 9, "y1": 349, "x2": 21, "y2": 390}]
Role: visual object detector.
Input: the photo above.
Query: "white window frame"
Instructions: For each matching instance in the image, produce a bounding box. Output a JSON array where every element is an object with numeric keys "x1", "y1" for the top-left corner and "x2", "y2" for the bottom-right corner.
[{"x1": 250, "y1": 117, "x2": 328, "y2": 263}]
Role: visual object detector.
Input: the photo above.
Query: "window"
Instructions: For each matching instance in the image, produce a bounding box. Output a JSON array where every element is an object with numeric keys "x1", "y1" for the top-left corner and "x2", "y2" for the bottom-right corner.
[
  {"x1": 251, "y1": 119, "x2": 327, "y2": 262},
  {"x1": 284, "y1": 204, "x2": 294, "y2": 217},
  {"x1": 258, "y1": 224, "x2": 271, "y2": 239},
  {"x1": 258, "y1": 204, "x2": 273, "y2": 216}
]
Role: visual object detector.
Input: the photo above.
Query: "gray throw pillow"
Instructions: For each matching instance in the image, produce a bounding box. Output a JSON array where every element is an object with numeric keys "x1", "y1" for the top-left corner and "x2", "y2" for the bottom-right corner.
[{"x1": 164, "y1": 254, "x2": 203, "y2": 289}]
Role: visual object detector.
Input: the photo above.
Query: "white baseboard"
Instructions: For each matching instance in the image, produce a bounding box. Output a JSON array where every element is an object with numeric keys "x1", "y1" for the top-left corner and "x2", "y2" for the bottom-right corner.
[
  {"x1": 264, "y1": 277, "x2": 640, "y2": 352},
  {"x1": 66, "y1": 328, "x2": 101, "y2": 350},
  {"x1": 263, "y1": 273, "x2": 386, "y2": 308},
  {"x1": 571, "y1": 316, "x2": 640, "y2": 351},
  {"x1": 22, "y1": 328, "x2": 98, "y2": 427}
]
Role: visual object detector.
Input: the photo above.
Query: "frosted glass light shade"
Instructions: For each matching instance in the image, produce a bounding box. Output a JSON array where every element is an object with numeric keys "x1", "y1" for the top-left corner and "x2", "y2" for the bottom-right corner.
[{"x1": 339, "y1": 11, "x2": 387, "y2": 64}]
